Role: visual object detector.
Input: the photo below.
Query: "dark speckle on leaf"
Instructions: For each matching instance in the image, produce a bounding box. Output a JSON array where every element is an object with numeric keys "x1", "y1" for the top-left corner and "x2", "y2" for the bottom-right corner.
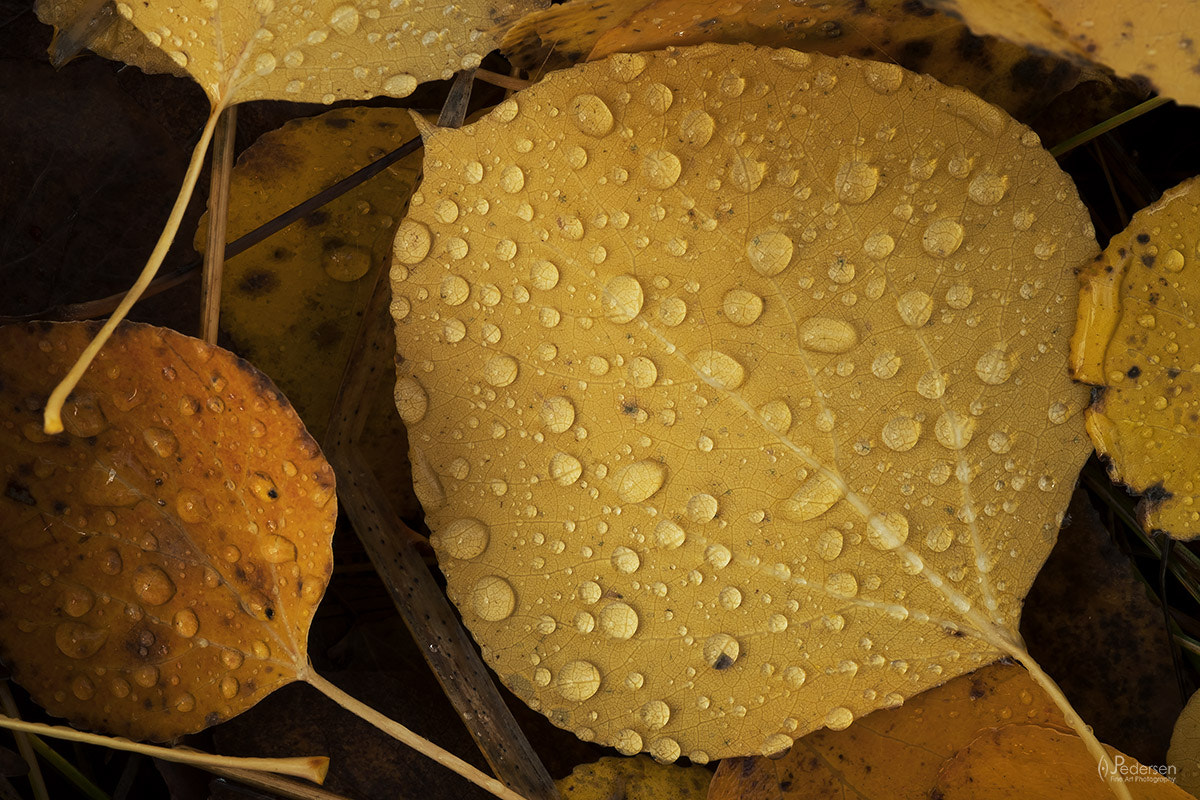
[
  {"x1": 1136, "y1": 232, "x2": 1151, "y2": 244},
  {"x1": 4, "y1": 481, "x2": 35, "y2": 506},
  {"x1": 238, "y1": 269, "x2": 279, "y2": 298},
  {"x1": 1127, "y1": 365, "x2": 1141, "y2": 379}
]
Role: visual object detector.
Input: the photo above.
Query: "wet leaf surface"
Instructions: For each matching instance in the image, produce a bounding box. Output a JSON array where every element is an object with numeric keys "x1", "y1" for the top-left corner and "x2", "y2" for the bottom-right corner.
[
  {"x1": 391, "y1": 43, "x2": 1095, "y2": 760},
  {"x1": 1072, "y1": 176, "x2": 1200, "y2": 539},
  {"x1": 0, "y1": 321, "x2": 336, "y2": 741},
  {"x1": 555, "y1": 755, "x2": 710, "y2": 800}
]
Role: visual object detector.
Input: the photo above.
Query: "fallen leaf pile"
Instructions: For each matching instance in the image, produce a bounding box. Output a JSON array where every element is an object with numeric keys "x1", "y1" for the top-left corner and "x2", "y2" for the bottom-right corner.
[{"x1": 391, "y1": 43, "x2": 1096, "y2": 761}]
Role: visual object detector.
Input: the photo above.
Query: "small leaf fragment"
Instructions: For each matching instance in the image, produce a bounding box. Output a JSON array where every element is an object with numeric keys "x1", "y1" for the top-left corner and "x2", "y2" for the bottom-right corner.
[
  {"x1": 1169, "y1": 688, "x2": 1200, "y2": 795},
  {"x1": 0, "y1": 321, "x2": 336, "y2": 741},
  {"x1": 556, "y1": 755, "x2": 710, "y2": 800},
  {"x1": 1071, "y1": 176, "x2": 1200, "y2": 539},
  {"x1": 923, "y1": 0, "x2": 1200, "y2": 107}
]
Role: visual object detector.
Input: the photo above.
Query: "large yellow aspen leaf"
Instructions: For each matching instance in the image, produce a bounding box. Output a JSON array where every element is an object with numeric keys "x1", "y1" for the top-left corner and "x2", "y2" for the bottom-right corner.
[
  {"x1": 504, "y1": 0, "x2": 1087, "y2": 119},
  {"x1": 0, "y1": 321, "x2": 336, "y2": 741},
  {"x1": 922, "y1": 0, "x2": 1200, "y2": 108},
  {"x1": 194, "y1": 106, "x2": 422, "y2": 517},
  {"x1": 36, "y1": 0, "x2": 544, "y2": 105},
  {"x1": 391, "y1": 44, "x2": 1096, "y2": 762},
  {"x1": 1071, "y1": 177, "x2": 1200, "y2": 540}
]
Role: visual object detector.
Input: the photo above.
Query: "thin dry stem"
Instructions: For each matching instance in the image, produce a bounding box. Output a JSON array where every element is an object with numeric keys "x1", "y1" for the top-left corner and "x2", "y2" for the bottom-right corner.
[
  {"x1": 475, "y1": 68, "x2": 532, "y2": 91},
  {"x1": 201, "y1": 105, "x2": 238, "y2": 344},
  {"x1": 302, "y1": 668, "x2": 529, "y2": 800},
  {"x1": 42, "y1": 106, "x2": 222, "y2": 434},
  {"x1": 0, "y1": 715, "x2": 328, "y2": 783}
]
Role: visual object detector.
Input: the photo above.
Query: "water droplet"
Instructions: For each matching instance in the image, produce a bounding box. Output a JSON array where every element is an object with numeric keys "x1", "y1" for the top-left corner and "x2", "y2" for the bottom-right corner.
[
  {"x1": 602, "y1": 275, "x2": 645, "y2": 323},
  {"x1": 141, "y1": 427, "x2": 179, "y2": 458},
  {"x1": 1163, "y1": 249, "x2": 1186, "y2": 272},
  {"x1": 897, "y1": 290, "x2": 933, "y2": 328},
  {"x1": 759, "y1": 399, "x2": 792, "y2": 433},
  {"x1": 659, "y1": 296, "x2": 687, "y2": 326},
  {"x1": 174, "y1": 692, "x2": 196, "y2": 713},
  {"x1": 881, "y1": 416, "x2": 921, "y2": 451},
  {"x1": 483, "y1": 355, "x2": 519, "y2": 387},
  {"x1": 867, "y1": 512, "x2": 909, "y2": 550},
  {"x1": 611, "y1": 546, "x2": 641, "y2": 573},
  {"x1": 679, "y1": 109, "x2": 715, "y2": 146},
  {"x1": 925, "y1": 525, "x2": 954, "y2": 552},
  {"x1": 798, "y1": 317, "x2": 857, "y2": 353},
  {"x1": 615, "y1": 460, "x2": 666, "y2": 503},
  {"x1": 608, "y1": 52, "x2": 647, "y2": 80},
  {"x1": 383, "y1": 72, "x2": 417, "y2": 97},
  {"x1": 98, "y1": 549, "x2": 123, "y2": 576},
  {"x1": 539, "y1": 396, "x2": 576, "y2": 434},
  {"x1": 747, "y1": 230, "x2": 794, "y2": 276},
  {"x1": 132, "y1": 565, "x2": 176, "y2": 606},
  {"x1": 968, "y1": 172, "x2": 1009, "y2": 205},
  {"x1": 692, "y1": 350, "x2": 745, "y2": 389},
  {"x1": 917, "y1": 370, "x2": 946, "y2": 399},
  {"x1": 394, "y1": 376, "x2": 428, "y2": 423},
  {"x1": 530, "y1": 260, "x2": 559, "y2": 290},
  {"x1": 499, "y1": 164, "x2": 525, "y2": 193},
  {"x1": 825, "y1": 572, "x2": 858, "y2": 598},
  {"x1": 63, "y1": 395, "x2": 108, "y2": 437},
  {"x1": 328, "y1": 4, "x2": 359, "y2": 34},
  {"x1": 872, "y1": 351, "x2": 901, "y2": 380},
  {"x1": 729, "y1": 152, "x2": 765, "y2": 193},
  {"x1": 863, "y1": 61, "x2": 904, "y2": 93},
  {"x1": 987, "y1": 431, "x2": 1012, "y2": 454},
  {"x1": 935, "y1": 410, "x2": 976, "y2": 450},
  {"x1": 59, "y1": 586, "x2": 95, "y2": 617},
  {"x1": 614, "y1": 729, "x2": 643, "y2": 755},
  {"x1": 719, "y1": 586, "x2": 743, "y2": 610},
  {"x1": 628, "y1": 356, "x2": 657, "y2": 388},
  {"x1": 55, "y1": 622, "x2": 107, "y2": 659},
  {"x1": 110, "y1": 677, "x2": 131, "y2": 698},
  {"x1": 219, "y1": 675, "x2": 240, "y2": 699},
  {"x1": 247, "y1": 473, "x2": 278, "y2": 504},
  {"x1": 639, "y1": 699, "x2": 671, "y2": 729},
  {"x1": 825, "y1": 706, "x2": 854, "y2": 730},
  {"x1": 393, "y1": 220, "x2": 431, "y2": 265},
  {"x1": 598, "y1": 602, "x2": 639, "y2": 639},
  {"x1": 550, "y1": 452, "x2": 583, "y2": 486},
  {"x1": 975, "y1": 348, "x2": 1013, "y2": 385},
  {"x1": 723, "y1": 288, "x2": 763, "y2": 326},
  {"x1": 945, "y1": 284, "x2": 974, "y2": 309},
  {"x1": 835, "y1": 161, "x2": 880, "y2": 204},
  {"x1": 72, "y1": 674, "x2": 95, "y2": 701},
  {"x1": 173, "y1": 608, "x2": 199, "y2": 638},
  {"x1": 558, "y1": 660, "x2": 602, "y2": 700},
  {"x1": 570, "y1": 94, "x2": 614, "y2": 137},
  {"x1": 1047, "y1": 402, "x2": 1071, "y2": 424},
  {"x1": 706, "y1": 543, "x2": 732, "y2": 569},
  {"x1": 686, "y1": 493, "x2": 719, "y2": 523},
  {"x1": 922, "y1": 219, "x2": 965, "y2": 258},
  {"x1": 784, "y1": 474, "x2": 844, "y2": 521},
  {"x1": 816, "y1": 528, "x2": 843, "y2": 560},
  {"x1": 1038, "y1": 475, "x2": 1057, "y2": 492},
  {"x1": 655, "y1": 520, "x2": 686, "y2": 549},
  {"x1": 863, "y1": 232, "x2": 895, "y2": 259},
  {"x1": 704, "y1": 633, "x2": 741, "y2": 669},
  {"x1": 643, "y1": 150, "x2": 682, "y2": 189},
  {"x1": 440, "y1": 274, "x2": 470, "y2": 306},
  {"x1": 260, "y1": 534, "x2": 297, "y2": 564},
  {"x1": 252, "y1": 52, "x2": 276, "y2": 77},
  {"x1": 472, "y1": 575, "x2": 515, "y2": 621}
]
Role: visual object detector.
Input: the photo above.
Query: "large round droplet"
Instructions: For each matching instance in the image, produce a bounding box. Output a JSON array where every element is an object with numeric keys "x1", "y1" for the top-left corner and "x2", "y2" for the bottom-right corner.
[
  {"x1": 759, "y1": 399, "x2": 792, "y2": 433},
  {"x1": 142, "y1": 427, "x2": 179, "y2": 458},
  {"x1": 825, "y1": 572, "x2": 858, "y2": 598},
  {"x1": 499, "y1": 165, "x2": 525, "y2": 193},
  {"x1": 570, "y1": 94, "x2": 614, "y2": 137},
  {"x1": 654, "y1": 519, "x2": 686, "y2": 549},
  {"x1": 471, "y1": 575, "x2": 515, "y2": 621},
  {"x1": 935, "y1": 410, "x2": 977, "y2": 450},
  {"x1": 172, "y1": 608, "x2": 200, "y2": 638},
  {"x1": 798, "y1": 317, "x2": 857, "y2": 353},
  {"x1": 642, "y1": 150, "x2": 682, "y2": 189},
  {"x1": 260, "y1": 534, "x2": 298, "y2": 563},
  {"x1": 54, "y1": 622, "x2": 107, "y2": 659},
  {"x1": 393, "y1": 220, "x2": 431, "y2": 264},
  {"x1": 679, "y1": 109, "x2": 715, "y2": 146},
  {"x1": 897, "y1": 290, "x2": 934, "y2": 328},
  {"x1": 132, "y1": 565, "x2": 176, "y2": 606},
  {"x1": 922, "y1": 219, "x2": 965, "y2": 257},
  {"x1": 602, "y1": 275, "x2": 645, "y2": 323},
  {"x1": 483, "y1": 355, "x2": 519, "y2": 387},
  {"x1": 598, "y1": 602, "x2": 639, "y2": 639},
  {"x1": 835, "y1": 161, "x2": 880, "y2": 204},
  {"x1": 628, "y1": 356, "x2": 657, "y2": 388},
  {"x1": 968, "y1": 172, "x2": 1009, "y2": 205},
  {"x1": 611, "y1": 546, "x2": 641, "y2": 573},
  {"x1": 881, "y1": 416, "x2": 921, "y2": 451},
  {"x1": 59, "y1": 586, "x2": 95, "y2": 617},
  {"x1": 975, "y1": 348, "x2": 1014, "y2": 385},
  {"x1": 783, "y1": 474, "x2": 844, "y2": 521},
  {"x1": 436, "y1": 518, "x2": 491, "y2": 560},
  {"x1": 530, "y1": 260, "x2": 559, "y2": 290},
  {"x1": 704, "y1": 633, "x2": 741, "y2": 669},
  {"x1": 540, "y1": 396, "x2": 576, "y2": 433},
  {"x1": 549, "y1": 452, "x2": 583, "y2": 486},
  {"x1": 723, "y1": 289, "x2": 764, "y2": 326},
  {"x1": 640, "y1": 699, "x2": 671, "y2": 729},
  {"x1": 557, "y1": 660, "x2": 602, "y2": 700},
  {"x1": 615, "y1": 460, "x2": 666, "y2": 503},
  {"x1": 691, "y1": 350, "x2": 745, "y2": 389},
  {"x1": 730, "y1": 153, "x2": 765, "y2": 193},
  {"x1": 816, "y1": 528, "x2": 843, "y2": 561},
  {"x1": 746, "y1": 231, "x2": 794, "y2": 276},
  {"x1": 825, "y1": 706, "x2": 854, "y2": 731},
  {"x1": 614, "y1": 729, "x2": 644, "y2": 756},
  {"x1": 383, "y1": 73, "x2": 417, "y2": 97},
  {"x1": 323, "y1": 243, "x2": 371, "y2": 281},
  {"x1": 328, "y1": 4, "x2": 360, "y2": 34}
]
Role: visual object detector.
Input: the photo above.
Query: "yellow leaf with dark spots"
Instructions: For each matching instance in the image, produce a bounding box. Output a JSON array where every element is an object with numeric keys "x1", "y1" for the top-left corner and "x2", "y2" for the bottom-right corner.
[{"x1": 556, "y1": 756, "x2": 709, "y2": 800}]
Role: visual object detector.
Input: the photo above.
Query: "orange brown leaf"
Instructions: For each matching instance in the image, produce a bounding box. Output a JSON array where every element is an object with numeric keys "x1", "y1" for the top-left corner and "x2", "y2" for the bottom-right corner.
[{"x1": 0, "y1": 321, "x2": 336, "y2": 741}]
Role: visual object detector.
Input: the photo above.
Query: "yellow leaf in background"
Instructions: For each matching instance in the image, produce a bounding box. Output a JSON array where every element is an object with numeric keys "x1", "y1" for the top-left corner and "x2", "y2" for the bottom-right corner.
[
  {"x1": 1169, "y1": 688, "x2": 1200, "y2": 795},
  {"x1": 36, "y1": 0, "x2": 544, "y2": 105},
  {"x1": 195, "y1": 106, "x2": 422, "y2": 519},
  {"x1": 1071, "y1": 177, "x2": 1200, "y2": 540},
  {"x1": 922, "y1": 0, "x2": 1200, "y2": 107},
  {"x1": 556, "y1": 756, "x2": 709, "y2": 800},
  {"x1": 390, "y1": 43, "x2": 1096, "y2": 761},
  {"x1": 710, "y1": 664, "x2": 1185, "y2": 800},
  {"x1": 0, "y1": 321, "x2": 336, "y2": 741},
  {"x1": 502, "y1": 0, "x2": 1091, "y2": 118}
]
